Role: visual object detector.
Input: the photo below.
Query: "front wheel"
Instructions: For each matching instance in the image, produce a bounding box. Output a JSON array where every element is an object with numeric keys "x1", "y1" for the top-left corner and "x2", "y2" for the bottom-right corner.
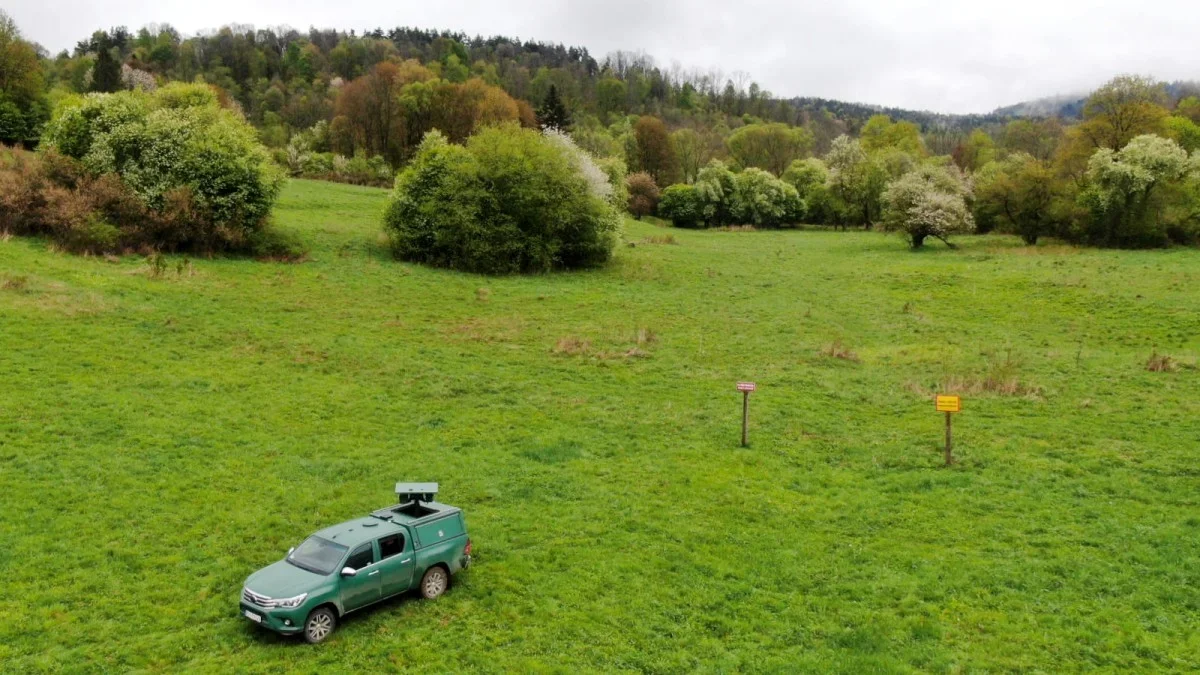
[
  {"x1": 303, "y1": 607, "x2": 337, "y2": 644},
  {"x1": 420, "y1": 566, "x2": 449, "y2": 600}
]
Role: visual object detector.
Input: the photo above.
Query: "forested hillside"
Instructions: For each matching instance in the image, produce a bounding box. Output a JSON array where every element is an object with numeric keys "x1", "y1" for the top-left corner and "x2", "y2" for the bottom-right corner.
[
  {"x1": 11, "y1": 22, "x2": 1018, "y2": 153},
  {"x1": 4, "y1": 14, "x2": 1200, "y2": 253}
]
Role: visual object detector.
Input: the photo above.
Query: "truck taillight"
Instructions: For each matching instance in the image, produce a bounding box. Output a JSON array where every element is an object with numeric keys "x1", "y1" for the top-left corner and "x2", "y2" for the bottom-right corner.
[{"x1": 464, "y1": 538, "x2": 472, "y2": 555}]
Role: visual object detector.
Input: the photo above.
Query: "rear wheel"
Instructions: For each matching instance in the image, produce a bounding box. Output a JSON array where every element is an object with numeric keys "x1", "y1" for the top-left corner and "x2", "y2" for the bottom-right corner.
[
  {"x1": 303, "y1": 607, "x2": 336, "y2": 644},
  {"x1": 420, "y1": 566, "x2": 449, "y2": 600}
]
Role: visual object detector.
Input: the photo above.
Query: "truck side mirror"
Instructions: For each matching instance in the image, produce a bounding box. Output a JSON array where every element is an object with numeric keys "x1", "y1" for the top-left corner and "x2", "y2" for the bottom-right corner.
[{"x1": 340, "y1": 567, "x2": 357, "y2": 577}]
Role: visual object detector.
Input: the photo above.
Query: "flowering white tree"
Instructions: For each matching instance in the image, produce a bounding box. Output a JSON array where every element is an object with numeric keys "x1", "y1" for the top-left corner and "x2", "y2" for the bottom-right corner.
[
  {"x1": 542, "y1": 127, "x2": 613, "y2": 203},
  {"x1": 1079, "y1": 134, "x2": 1198, "y2": 246},
  {"x1": 880, "y1": 164, "x2": 975, "y2": 248},
  {"x1": 120, "y1": 64, "x2": 157, "y2": 92}
]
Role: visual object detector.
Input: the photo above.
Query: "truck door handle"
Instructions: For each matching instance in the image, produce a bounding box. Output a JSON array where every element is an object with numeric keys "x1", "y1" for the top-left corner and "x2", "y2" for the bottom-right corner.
[
  {"x1": 368, "y1": 570, "x2": 380, "y2": 576},
  {"x1": 401, "y1": 558, "x2": 412, "y2": 563}
]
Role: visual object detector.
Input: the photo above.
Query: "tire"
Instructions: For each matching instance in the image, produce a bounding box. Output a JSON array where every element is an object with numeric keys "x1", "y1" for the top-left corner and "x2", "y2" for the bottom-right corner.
[
  {"x1": 420, "y1": 566, "x2": 449, "y2": 600},
  {"x1": 303, "y1": 606, "x2": 337, "y2": 644}
]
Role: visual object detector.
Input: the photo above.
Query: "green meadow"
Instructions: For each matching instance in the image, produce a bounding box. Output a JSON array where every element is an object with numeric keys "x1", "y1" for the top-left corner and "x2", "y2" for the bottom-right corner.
[{"x1": 1, "y1": 178, "x2": 1197, "y2": 672}]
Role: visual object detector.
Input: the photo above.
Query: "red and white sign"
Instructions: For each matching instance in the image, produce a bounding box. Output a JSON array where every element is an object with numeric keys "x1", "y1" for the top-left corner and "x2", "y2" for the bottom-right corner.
[{"x1": 736, "y1": 382, "x2": 757, "y2": 392}]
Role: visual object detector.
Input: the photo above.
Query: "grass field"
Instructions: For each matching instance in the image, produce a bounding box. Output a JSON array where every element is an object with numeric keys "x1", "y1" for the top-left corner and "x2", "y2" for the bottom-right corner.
[{"x1": 1, "y1": 178, "x2": 1198, "y2": 673}]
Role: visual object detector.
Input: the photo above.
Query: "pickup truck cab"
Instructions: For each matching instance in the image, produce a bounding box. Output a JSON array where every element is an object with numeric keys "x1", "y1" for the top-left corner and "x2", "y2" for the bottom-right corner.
[{"x1": 240, "y1": 483, "x2": 471, "y2": 643}]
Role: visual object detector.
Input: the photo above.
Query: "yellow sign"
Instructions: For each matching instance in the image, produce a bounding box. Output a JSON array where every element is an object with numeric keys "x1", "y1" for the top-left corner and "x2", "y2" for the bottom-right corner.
[{"x1": 935, "y1": 395, "x2": 962, "y2": 413}]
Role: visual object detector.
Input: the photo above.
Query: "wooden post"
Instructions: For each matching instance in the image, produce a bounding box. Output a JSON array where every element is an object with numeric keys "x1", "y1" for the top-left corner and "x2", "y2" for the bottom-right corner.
[
  {"x1": 741, "y1": 390, "x2": 750, "y2": 447},
  {"x1": 944, "y1": 411, "x2": 953, "y2": 465}
]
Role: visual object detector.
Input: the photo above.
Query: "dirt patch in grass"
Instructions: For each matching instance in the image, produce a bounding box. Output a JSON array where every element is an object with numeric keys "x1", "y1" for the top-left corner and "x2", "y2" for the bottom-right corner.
[
  {"x1": 1146, "y1": 351, "x2": 1179, "y2": 372},
  {"x1": 1, "y1": 275, "x2": 29, "y2": 292},
  {"x1": 449, "y1": 317, "x2": 523, "y2": 344},
  {"x1": 820, "y1": 340, "x2": 859, "y2": 362},
  {"x1": 911, "y1": 350, "x2": 1043, "y2": 398},
  {"x1": 552, "y1": 336, "x2": 592, "y2": 356},
  {"x1": 639, "y1": 234, "x2": 677, "y2": 245}
]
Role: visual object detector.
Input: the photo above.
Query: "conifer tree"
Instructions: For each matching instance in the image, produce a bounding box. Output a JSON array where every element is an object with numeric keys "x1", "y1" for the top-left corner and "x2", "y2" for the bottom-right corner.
[{"x1": 537, "y1": 85, "x2": 571, "y2": 131}]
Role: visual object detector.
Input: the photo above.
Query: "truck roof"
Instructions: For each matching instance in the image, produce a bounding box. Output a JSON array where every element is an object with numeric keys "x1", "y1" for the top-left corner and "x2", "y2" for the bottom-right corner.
[
  {"x1": 313, "y1": 501, "x2": 461, "y2": 549},
  {"x1": 312, "y1": 517, "x2": 406, "y2": 549}
]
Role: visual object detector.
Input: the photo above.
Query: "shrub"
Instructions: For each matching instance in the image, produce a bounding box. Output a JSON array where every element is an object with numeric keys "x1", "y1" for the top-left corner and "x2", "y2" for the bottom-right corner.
[
  {"x1": 658, "y1": 184, "x2": 705, "y2": 228},
  {"x1": 880, "y1": 164, "x2": 975, "y2": 248},
  {"x1": 596, "y1": 156, "x2": 629, "y2": 210},
  {"x1": 783, "y1": 158, "x2": 835, "y2": 224},
  {"x1": 695, "y1": 160, "x2": 736, "y2": 226},
  {"x1": 37, "y1": 84, "x2": 285, "y2": 253},
  {"x1": 626, "y1": 171, "x2": 660, "y2": 219},
  {"x1": 729, "y1": 168, "x2": 804, "y2": 228},
  {"x1": 383, "y1": 126, "x2": 620, "y2": 274}
]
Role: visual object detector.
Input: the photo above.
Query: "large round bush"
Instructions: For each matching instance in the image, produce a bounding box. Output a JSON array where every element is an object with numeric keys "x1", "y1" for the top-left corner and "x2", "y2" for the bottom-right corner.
[
  {"x1": 40, "y1": 83, "x2": 284, "y2": 251},
  {"x1": 658, "y1": 184, "x2": 704, "y2": 228},
  {"x1": 383, "y1": 125, "x2": 620, "y2": 274},
  {"x1": 730, "y1": 168, "x2": 804, "y2": 227}
]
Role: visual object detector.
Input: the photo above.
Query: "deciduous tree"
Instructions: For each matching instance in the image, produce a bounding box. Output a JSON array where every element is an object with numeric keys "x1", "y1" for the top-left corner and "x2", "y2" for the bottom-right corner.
[
  {"x1": 632, "y1": 115, "x2": 677, "y2": 185},
  {"x1": 725, "y1": 122, "x2": 813, "y2": 176},
  {"x1": 880, "y1": 165, "x2": 975, "y2": 248},
  {"x1": 1079, "y1": 75, "x2": 1168, "y2": 150},
  {"x1": 973, "y1": 154, "x2": 1061, "y2": 244}
]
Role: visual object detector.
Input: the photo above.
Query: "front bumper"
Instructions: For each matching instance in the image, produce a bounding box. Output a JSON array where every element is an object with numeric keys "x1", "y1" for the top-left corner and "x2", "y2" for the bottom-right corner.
[{"x1": 239, "y1": 601, "x2": 306, "y2": 634}]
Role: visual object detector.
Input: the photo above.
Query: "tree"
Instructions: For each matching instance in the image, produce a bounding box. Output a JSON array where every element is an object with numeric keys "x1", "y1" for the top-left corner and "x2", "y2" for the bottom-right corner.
[
  {"x1": 783, "y1": 158, "x2": 833, "y2": 224},
  {"x1": 90, "y1": 36, "x2": 122, "y2": 93},
  {"x1": 952, "y1": 129, "x2": 997, "y2": 173},
  {"x1": 1176, "y1": 96, "x2": 1200, "y2": 124},
  {"x1": 632, "y1": 115, "x2": 677, "y2": 185},
  {"x1": 694, "y1": 160, "x2": 736, "y2": 226},
  {"x1": 625, "y1": 171, "x2": 660, "y2": 219},
  {"x1": 537, "y1": 84, "x2": 571, "y2": 131},
  {"x1": 383, "y1": 126, "x2": 620, "y2": 273},
  {"x1": 671, "y1": 128, "x2": 710, "y2": 184},
  {"x1": 1001, "y1": 119, "x2": 1063, "y2": 162},
  {"x1": 1079, "y1": 75, "x2": 1168, "y2": 150},
  {"x1": 973, "y1": 154, "x2": 1061, "y2": 244},
  {"x1": 335, "y1": 62, "x2": 410, "y2": 163},
  {"x1": 658, "y1": 184, "x2": 704, "y2": 227},
  {"x1": 880, "y1": 165, "x2": 975, "y2": 248},
  {"x1": 0, "y1": 11, "x2": 44, "y2": 109},
  {"x1": 1163, "y1": 115, "x2": 1200, "y2": 153},
  {"x1": 824, "y1": 135, "x2": 887, "y2": 228},
  {"x1": 729, "y1": 168, "x2": 803, "y2": 227},
  {"x1": 596, "y1": 76, "x2": 626, "y2": 120},
  {"x1": 725, "y1": 123, "x2": 813, "y2": 176},
  {"x1": 1077, "y1": 134, "x2": 1197, "y2": 247},
  {"x1": 860, "y1": 115, "x2": 925, "y2": 155}
]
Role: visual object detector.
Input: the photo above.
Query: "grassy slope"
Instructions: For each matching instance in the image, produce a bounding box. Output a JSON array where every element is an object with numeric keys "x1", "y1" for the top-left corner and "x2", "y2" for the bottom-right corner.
[{"x1": 1, "y1": 179, "x2": 1197, "y2": 673}]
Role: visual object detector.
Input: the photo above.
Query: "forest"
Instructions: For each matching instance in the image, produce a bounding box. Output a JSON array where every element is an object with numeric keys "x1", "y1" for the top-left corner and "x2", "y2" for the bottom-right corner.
[{"x1": 3, "y1": 14, "x2": 1200, "y2": 252}]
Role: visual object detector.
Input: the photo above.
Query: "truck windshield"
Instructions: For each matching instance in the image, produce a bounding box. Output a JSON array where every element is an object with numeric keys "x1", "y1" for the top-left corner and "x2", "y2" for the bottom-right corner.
[{"x1": 287, "y1": 536, "x2": 349, "y2": 575}]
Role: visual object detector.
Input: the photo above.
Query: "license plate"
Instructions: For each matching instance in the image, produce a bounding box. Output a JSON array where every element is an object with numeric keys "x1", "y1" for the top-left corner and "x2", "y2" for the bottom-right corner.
[{"x1": 244, "y1": 610, "x2": 262, "y2": 623}]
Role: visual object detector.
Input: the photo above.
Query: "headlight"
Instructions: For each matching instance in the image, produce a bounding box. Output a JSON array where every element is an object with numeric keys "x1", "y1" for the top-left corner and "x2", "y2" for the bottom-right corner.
[{"x1": 271, "y1": 593, "x2": 307, "y2": 609}]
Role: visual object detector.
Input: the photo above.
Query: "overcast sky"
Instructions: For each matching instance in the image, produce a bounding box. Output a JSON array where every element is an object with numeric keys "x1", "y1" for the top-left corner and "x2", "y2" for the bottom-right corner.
[{"x1": 9, "y1": 0, "x2": 1200, "y2": 113}]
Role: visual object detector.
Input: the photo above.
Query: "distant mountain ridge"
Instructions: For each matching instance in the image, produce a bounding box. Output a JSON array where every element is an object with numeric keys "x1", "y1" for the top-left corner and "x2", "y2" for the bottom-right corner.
[{"x1": 991, "y1": 80, "x2": 1200, "y2": 120}]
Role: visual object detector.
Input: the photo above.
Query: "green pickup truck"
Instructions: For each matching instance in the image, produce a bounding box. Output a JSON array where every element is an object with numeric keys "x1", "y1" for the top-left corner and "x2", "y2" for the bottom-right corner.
[{"x1": 239, "y1": 483, "x2": 471, "y2": 643}]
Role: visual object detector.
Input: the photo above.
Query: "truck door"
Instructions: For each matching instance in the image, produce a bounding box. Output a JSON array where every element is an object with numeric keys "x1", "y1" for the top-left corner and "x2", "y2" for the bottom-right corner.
[
  {"x1": 376, "y1": 531, "x2": 415, "y2": 598},
  {"x1": 339, "y1": 543, "x2": 381, "y2": 611}
]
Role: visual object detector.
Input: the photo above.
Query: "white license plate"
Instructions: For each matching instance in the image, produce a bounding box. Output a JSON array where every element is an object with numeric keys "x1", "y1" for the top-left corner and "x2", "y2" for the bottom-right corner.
[{"x1": 244, "y1": 610, "x2": 262, "y2": 623}]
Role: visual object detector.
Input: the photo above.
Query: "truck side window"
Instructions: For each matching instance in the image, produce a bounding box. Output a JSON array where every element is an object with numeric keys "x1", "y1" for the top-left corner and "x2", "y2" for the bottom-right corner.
[
  {"x1": 345, "y1": 544, "x2": 374, "y2": 571},
  {"x1": 378, "y1": 534, "x2": 405, "y2": 560}
]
